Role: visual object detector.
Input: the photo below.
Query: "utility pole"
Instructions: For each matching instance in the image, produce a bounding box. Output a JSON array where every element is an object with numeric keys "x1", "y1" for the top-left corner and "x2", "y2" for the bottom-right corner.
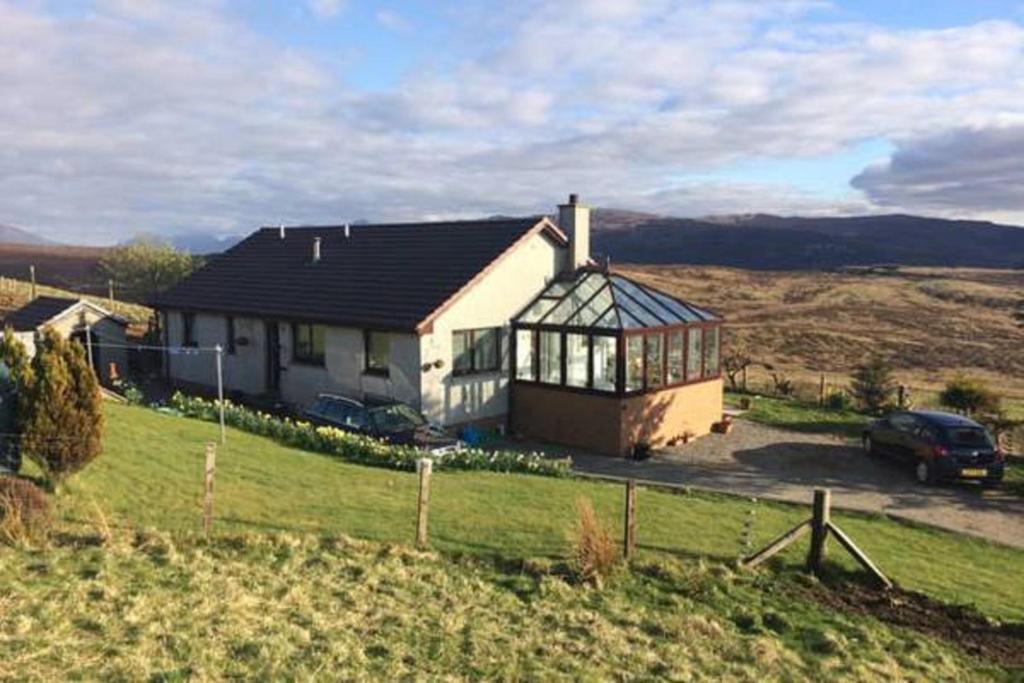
[
  {"x1": 108, "y1": 279, "x2": 115, "y2": 309},
  {"x1": 215, "y1": 344, "x2": 226, "y2": 444}
]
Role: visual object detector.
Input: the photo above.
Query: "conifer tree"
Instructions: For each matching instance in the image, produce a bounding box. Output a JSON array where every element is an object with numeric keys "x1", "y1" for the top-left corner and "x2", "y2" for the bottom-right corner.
[{"x1": 20, "y1": 328, "x2": 104, "y2": 486}]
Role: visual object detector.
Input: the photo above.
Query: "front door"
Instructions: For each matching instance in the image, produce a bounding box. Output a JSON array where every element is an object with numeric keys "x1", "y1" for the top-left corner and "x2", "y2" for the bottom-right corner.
[{"x1": 265, "y1": 321, "x2": 281, "y2": 394}]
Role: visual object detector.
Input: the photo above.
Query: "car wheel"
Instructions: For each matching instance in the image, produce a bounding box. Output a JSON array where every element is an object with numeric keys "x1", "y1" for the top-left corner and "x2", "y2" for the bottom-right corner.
[{"x1": 915, "y1": 460, "x2": 935, "y2": 485}]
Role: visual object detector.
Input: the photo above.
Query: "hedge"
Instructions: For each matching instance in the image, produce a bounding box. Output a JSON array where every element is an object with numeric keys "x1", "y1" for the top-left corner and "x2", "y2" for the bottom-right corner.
[{"x1": 167, "y1": 392, "x2": 573, "y2": 477}]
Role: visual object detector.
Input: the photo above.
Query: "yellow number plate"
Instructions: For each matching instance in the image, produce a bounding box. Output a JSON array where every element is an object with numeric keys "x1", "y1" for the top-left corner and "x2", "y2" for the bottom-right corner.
[{"x1": 961, "y1": 468, "x2": 987, "y2": 478}]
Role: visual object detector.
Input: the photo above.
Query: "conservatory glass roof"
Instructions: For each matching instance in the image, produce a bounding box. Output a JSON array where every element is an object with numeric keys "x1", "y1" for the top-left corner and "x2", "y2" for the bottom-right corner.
[{"x1": 514, "y1": 269, "x2": 719, "y2": 330}]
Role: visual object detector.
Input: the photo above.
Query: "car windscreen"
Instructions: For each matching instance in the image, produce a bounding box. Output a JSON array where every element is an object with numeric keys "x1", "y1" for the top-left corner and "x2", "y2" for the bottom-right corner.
[
  {"x1": 944, "y1": 427, "x2": 994, "y2": 448},
  {"x1": 369, "y1": 403, "x2": 427, "y2": 434}
]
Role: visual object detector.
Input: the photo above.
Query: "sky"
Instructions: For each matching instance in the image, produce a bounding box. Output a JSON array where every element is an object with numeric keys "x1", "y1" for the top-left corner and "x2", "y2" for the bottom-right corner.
[{"x1": 2, "y1": 0, "x2": 1024, "y2": 244}]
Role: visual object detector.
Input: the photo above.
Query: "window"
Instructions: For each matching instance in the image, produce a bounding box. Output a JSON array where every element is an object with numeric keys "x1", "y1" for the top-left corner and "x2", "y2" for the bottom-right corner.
[
  {"x1": 225, "y1": 316, "x2": 236, "y2": 355},
  {"x1": 365, "y1": 331, "x2": 390, "y2": 375},
  {"x1": 703, "y1": 326, "x2": 719, "y2": 378},
  {"x1": 293, "y1": 323, "x2": 325, "y2": 365},
  {"x1": 592, "y1": 335, "x2": 617, "y2": 392},
  {"x1": 182, "y1": 312, "x2": 196, "y2": 347},
  {"x1": 515, "y1": 329, "x2": 536, "y2": 380},
  {"x1": 667, "y1": 330, "x2": 684, "y2": 384},
  {"x1": 645, "y1": 333, "x2": 664, "y2": 389},
  {"x1": 452, "y1": 327, "x2": 501, "y2": 376},
  {"x1": 625, "y1": 335, "x2": 643, "y2": 391},
  {"x1": 686, "y1": 327, "x2": 702, "y2": 381},
  {"x1": 539, "y1": 331, "x2": 562, "y2": 384},
  {"x1": 566, "y1": 333, "x2": 589, "y2": 387}
]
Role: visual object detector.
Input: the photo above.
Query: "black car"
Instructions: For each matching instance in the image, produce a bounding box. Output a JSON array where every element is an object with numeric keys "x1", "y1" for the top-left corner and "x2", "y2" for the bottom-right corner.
[
  {"x1": 863, "y1": 410, "x2": 1005, "y2": 485},
  {"x1": 302, "y1": 393, "x2": 463, "y2": 455}
]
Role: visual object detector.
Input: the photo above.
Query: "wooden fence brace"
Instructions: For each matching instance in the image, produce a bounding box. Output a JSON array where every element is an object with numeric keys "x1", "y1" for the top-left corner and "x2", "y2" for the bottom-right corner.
[
  {"x1": 203, "y1": 442, "x2": 216, "y2": 538},
  {"x1": 624, "y1": 479, "x2": 637, "y2": 560},
  {"x1": 806, "y1": 488, "x2": 830, "y2": 575},
  {"x1": 741, "y1": 520, "x2": 811, "y2": 568},
  {"x1": 827, "y1": 522, "x2": 892, "y2": 589},
  {"x1": 415, "y1": 458, "x2": 432, "y2": 549}
]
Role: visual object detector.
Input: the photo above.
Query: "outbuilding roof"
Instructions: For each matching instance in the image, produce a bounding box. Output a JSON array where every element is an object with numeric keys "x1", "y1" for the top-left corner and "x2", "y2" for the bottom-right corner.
[
  {"x1": 4, "y1": 296, "x2": 128, "y2": 332},
  {"x1": 514, "y1": 268, "x2": 719, "y2": 330},
  {"x1": 4, "y1": 296, "x2": 82, "y2": 331},
  {"x1": 152, "y1": 217, "x2": 566, "y2": 332}
]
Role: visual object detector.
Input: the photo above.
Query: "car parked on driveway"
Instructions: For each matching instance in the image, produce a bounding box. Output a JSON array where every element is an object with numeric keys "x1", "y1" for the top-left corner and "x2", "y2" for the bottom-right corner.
[
  {"x1": 302, "y1": 393, "x2": 463, "y2": 455},
  {"x1": 863, "y1": 410, "x2": 1005, "y2": 486}
]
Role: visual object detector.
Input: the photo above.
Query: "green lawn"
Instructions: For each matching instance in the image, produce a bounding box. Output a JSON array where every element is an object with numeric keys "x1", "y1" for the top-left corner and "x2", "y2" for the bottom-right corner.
[
  {"x1": 725, "y1": 392, "x2": 868, "y2": 439},
  {"x1": 47, "y1": 403, "x2": 1024, "y2": 622}
]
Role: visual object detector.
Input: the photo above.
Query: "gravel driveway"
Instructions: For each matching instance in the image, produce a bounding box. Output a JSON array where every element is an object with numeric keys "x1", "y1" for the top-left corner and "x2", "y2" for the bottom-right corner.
[{"x1": 570, "y1": 420, "x2": 1024, "y2": 549}]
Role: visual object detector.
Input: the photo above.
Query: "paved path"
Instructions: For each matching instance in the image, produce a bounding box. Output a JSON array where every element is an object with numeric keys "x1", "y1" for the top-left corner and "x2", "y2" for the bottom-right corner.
[{"x1": 570, "y1": 421, "x2": 1024, "y2": 549}]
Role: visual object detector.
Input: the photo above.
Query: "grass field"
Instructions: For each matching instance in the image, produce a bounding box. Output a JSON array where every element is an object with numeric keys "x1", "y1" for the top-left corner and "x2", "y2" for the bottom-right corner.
[
  {"x1": 43, "y1": 403, "x2": 1024, "y2": 623},
  {"x1": 5, "y1": 402, "x2": 1023, "y2": 678},
  {"x1": 1, "y1": 532, "x2": 1002, "y2": 681}
]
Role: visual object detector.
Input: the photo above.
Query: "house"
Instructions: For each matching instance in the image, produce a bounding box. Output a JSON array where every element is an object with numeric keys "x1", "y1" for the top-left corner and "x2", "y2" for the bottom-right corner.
[
  {"x1": 3, "y1": 296, "x2": 129, "y2": 385},
  {"x1": 153, "y1": 195, "x2": 723, "y2": 456}
]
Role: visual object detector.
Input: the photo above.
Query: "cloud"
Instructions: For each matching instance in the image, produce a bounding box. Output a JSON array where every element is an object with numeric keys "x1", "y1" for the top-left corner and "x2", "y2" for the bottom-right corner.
[
  {"x1": 306, "y1": 0, "x2": 345, "y2": 19},
  {"x1": 375, "y1": 9, "x2": 409, "y2": 32},
  {"x1": 851, "y1": 125, "x2": 1024, "y2": 215},
  {"x1": 2, "y1": 0, "x2": 1024, "y2": 244}
]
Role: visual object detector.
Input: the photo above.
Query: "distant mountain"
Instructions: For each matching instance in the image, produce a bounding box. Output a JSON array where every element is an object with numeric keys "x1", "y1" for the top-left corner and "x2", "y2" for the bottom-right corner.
[
  {"x1": 590, "y1": 211, "x2": 1024, "y2": 270},
  {"x1": 0, "y1": 223, "x2": 53, "y2": 245},
  {"x1": 168, "y1": 232, "x2": 244, "y2": 254}
]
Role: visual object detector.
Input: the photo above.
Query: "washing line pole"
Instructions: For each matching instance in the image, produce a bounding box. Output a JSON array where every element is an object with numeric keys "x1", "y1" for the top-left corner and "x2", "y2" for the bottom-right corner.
[
  {"x1": 215, "y1": 343, "x2": 226, "y2": 444},
  {"x1": 85, "y1": 323, "x2": 94, "y2": 372}
]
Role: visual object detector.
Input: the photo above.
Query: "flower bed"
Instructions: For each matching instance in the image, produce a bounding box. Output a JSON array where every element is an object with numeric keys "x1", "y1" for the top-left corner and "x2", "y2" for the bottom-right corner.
[{"x1": 167, "y1": 393, "x2": 572, "y2": 477}]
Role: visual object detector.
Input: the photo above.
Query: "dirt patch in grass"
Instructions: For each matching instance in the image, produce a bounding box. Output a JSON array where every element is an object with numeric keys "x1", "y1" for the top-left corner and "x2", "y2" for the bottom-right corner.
[{"x1": 797, "y1": 580, "x2": 1024, "y2": 669}]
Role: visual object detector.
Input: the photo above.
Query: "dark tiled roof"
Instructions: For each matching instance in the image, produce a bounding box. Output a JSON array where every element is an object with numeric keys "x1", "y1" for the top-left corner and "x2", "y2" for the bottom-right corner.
[
  {"x1": 4, "y1": 296, "x2": 81, "y2": 331},
  {"x1": 152, "y1": 217, "x2": 560, "y2": 331}
]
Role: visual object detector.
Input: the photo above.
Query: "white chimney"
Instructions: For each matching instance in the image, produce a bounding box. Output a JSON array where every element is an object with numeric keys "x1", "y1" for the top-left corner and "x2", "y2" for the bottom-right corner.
[
  {"x1": 279, "y1": 224, "x2": 285, "y2": 239},
  {"x1": 344, "y1": 222, "x2": 350, "y2": 239},
  {"x1": 313, "y1": 236, "x2": 322, "y2": 262},
  {"x1": 558, "y1": 193, "x2": 590, "y2": 270}
]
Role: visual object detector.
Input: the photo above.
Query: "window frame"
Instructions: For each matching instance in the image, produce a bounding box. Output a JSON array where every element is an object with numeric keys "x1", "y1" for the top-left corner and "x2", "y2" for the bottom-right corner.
[
  {"x1": 511, "y1": 321, "x2": 722, "y2": 396},
  {"x1": 292, "y1": 322, "x2": 326, "y2": 366},
  {"x1": 451, "y1": 327, "x2": 503, "y2": 377},
  {"x1": 364, "y1": 330, "x2": 390, "y2": 377}
]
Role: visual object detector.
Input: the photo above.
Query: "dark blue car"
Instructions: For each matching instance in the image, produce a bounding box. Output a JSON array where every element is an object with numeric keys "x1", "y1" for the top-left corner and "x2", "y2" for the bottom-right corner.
[{"x1": 863, "y1": 410, "x2": 1005, "y2": 486}]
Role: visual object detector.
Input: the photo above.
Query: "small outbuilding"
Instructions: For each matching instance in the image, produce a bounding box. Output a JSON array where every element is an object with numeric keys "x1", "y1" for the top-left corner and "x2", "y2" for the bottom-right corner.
[
  {"x1": 509, "y1": 267, "x2": 723, "y2": 457},
  {"x1": 4, "y1": 296, "x2": 128, "y2": 385}
]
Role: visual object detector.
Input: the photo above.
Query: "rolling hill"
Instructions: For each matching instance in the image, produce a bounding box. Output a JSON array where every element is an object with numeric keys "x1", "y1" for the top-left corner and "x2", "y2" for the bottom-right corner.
[
  {"x1": 0, "y1": 222, "x2": 52, "y2": 245},
  {"x1": 593, "y1": 211, "x2": 1024, "y2": 270}
]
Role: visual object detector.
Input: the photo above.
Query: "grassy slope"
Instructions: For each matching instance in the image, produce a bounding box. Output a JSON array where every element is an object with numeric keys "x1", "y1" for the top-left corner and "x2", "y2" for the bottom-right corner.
[
  {"x1": 50, "y1": 403, "x2": 1024, "y2": 623},
  {"x1": 0, "y1": 534, "x2": 996, "y2": 681},
  {"x1": 622, "y1": 265, "x2": 1024, "y2": 400}
]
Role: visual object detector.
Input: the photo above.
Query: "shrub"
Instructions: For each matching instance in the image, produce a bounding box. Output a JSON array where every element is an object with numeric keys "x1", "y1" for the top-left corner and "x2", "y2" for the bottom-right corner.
[
  {"x1": 824, "y1": 391, "x2": 850, "y2": 411},
  {"x1": 0, "y1": 476, "x2": 52, "y2": 546},
  {"x1": 769, "y1": 373, "x2": 795, "y2": 398},
  {"x1": 168, "y1": 392, "x2": 572, "y2": 477},
  {"x1": 569, "y1": 497, "x2": 618, "y2": 586},
  {"x1": 20, "y1": 328, "x2": 105, "y2": 486},
  {"x1": 849, "y1": 356, "x2": 897, "y2": 415},
  {"x1": 939, "y1": 375, "x2": 1001, "y2": 417}
]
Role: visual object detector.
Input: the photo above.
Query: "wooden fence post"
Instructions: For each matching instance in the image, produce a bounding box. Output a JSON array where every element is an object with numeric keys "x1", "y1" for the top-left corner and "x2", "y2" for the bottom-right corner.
[
  {"x1": 416, "y1": 458, "x2": 432, "y2": 549},
  {"x1": 806, "y1": 488, "x2": 830, "y2": 575},
  {"x1": 819, "y1": 373, "x2": 826, "y2": 406},
  {"x1": 203, "y1": 442, "x2": 216, "y2": 538},
  {"x1": 624, "y1": 479, "x2": 637, "y2": 560}
]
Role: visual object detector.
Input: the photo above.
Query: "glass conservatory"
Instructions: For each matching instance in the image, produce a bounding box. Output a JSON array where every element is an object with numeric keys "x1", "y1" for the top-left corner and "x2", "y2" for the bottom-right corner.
[{"x1": 509, "y1": 267, "x2": 724, "y2": 457}]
